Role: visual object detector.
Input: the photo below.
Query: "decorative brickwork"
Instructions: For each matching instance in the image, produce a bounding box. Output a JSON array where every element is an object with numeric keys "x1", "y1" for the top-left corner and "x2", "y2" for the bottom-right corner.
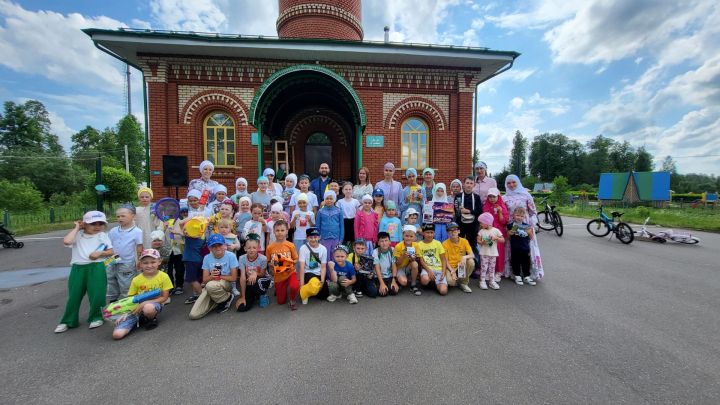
[
  {"x1": 384, "y1": 96, "x2": 447, "y2": 130},
  {"x1": 277, "y1": 0, "x2": 363, "y2": 40},
  {"x1": 179, "y1": 89, "x2": 250, "y2": 125}
]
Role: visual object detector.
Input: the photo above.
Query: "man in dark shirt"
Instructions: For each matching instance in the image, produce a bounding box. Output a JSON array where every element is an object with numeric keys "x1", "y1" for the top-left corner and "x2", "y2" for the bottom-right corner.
[
  {"x1": 310, "y1": 162, "x2": 331, "y2": 199},
  {"x1": 454, "y1": 176, "x2": 483, "y2": 258}
]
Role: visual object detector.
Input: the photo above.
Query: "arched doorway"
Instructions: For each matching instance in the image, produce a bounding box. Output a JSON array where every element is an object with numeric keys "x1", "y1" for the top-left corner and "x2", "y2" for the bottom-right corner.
[{"x1": 249, "y1": 65, "x2": 366, "y2": 180}]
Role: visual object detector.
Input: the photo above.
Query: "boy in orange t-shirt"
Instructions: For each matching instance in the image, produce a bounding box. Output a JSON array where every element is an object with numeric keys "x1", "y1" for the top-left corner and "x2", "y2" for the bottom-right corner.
[{"x1": 264, "y1": 220, "x2": 299, "y2": 310}]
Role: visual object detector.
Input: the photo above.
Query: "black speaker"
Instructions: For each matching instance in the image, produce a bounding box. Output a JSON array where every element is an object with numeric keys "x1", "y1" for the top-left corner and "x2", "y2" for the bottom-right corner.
[{"x1": 162, "y1": 155, "x2": 188, "y2": 187}]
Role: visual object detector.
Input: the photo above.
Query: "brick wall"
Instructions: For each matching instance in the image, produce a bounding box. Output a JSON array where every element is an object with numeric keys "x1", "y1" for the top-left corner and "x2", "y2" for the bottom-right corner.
[{"x1": 277, "y1": 0, "x2": 363, "y2": 40}]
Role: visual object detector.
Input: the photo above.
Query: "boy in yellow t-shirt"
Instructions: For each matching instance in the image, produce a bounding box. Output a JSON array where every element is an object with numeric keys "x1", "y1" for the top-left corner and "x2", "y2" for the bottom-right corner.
[
  {"x1": 442, "y1": 222, "x2": 474, "y2": 293},
  {"x1": 393, "y1": 225, "x2": 422, "y2": 295},
  {"x1": 112, "y1": 249, "x2": 173, "y2": 340},
  {"x1": 418, "y1": 223, "x2": 449, "y2": 295}
]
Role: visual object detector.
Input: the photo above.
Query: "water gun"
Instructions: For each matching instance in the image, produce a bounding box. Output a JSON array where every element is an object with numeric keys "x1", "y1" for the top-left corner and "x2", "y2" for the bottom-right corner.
[
  {"x1": 103, "y1": 254, "x2": 120, "y2": 266},
  {"x1": 483, "y1": 235, "x2": 494, "y2": 247},
  {"x1": 102, "y1": 289, "x2": 162, "y2": 320}
]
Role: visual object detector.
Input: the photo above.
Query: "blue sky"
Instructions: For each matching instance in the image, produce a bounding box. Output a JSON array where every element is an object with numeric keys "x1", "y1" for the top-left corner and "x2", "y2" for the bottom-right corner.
[{"x1": 1, "y1": 0, "x2": 718, "y2": 175}]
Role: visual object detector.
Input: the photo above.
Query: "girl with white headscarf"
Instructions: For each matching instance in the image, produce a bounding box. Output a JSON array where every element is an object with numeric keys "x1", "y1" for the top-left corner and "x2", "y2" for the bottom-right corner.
[
  {"x1": 503, "y1": 175, "x2": 543, "y2": 280},
  {"x1": 188, "y1": 160, "x2": 219, "y2": 200},
  {"x1": 431, "y1": 183, "x2": 451, "y2": 242},
  {"x1": 263, "y1": 168, "x2": 284, "y2": 197},
  {"x1": 282, "y1": 173, "x2": 299, "y2": 213},
  {"x1": 231, "y1": 177, "x2": 250, "y2": 204}
]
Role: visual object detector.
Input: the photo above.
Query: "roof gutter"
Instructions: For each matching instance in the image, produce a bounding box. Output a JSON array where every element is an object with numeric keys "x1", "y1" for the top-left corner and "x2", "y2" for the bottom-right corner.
[
  {"x1": 91, "y1": 40, "x2": 152, "y2": 186},
  {"x1": 471, "y1": 55, "x2": 518, "y2": 175}
]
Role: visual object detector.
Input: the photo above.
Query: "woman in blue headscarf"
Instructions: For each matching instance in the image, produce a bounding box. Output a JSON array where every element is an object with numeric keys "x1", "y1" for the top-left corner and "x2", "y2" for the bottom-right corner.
[{"x1": 400, "y1": 168, "x2": 425, "y2": 222}]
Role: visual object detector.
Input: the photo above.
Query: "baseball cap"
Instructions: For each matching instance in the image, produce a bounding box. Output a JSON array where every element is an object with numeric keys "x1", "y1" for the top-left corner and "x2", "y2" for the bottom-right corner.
[
  {"x1": 421, "y1": 223, "x2": 435, "y2": 232},
  {"x1": 207, "y1": 233, "x2": 226, "y2": 247},
  {"x1": 487, "y1": 187, "x2": 500, "y2": 197},
  {"x1": 83, "y1": 211, "x2": 107, "y2": 224},
  {"x1": 139, "y1": 249, "x2": 160, "y2": 259},
  {"x1": 372, "y1": 188, "x2": 384, "y2": 197},
  {"x1": 306, "y1": 227, "x2": 320, "y2": 237},
  {"x1": 446, "y1": 222, "x2": 460, "y2": 230},
  {"x1": 402, "y1": 224, "x2": 417, "y2": 234}
]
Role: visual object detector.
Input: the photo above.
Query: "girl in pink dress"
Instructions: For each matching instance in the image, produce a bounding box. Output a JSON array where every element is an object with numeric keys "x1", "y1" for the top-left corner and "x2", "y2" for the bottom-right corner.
[{"x1": 483, "y1": 187, "x2": 508, "y2": 283}]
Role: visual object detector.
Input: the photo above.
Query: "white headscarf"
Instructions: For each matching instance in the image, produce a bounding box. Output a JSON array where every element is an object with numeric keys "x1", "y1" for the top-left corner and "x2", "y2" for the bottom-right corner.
[
  {"x1": 199, "y1": 160, "x2": 214, "y2": 174},
  {"x1": 285, "y1": 173, "x2": 298, "y2": 189},
  {"x1": 235, "y1": 177, "x2": 248, "y2": 194},
  {"x1": 432, "y1": 183, "x2": 449, "y2": 203},
  {"x1": 504, "y1": 175, "x2": 532, "y2": 199}
]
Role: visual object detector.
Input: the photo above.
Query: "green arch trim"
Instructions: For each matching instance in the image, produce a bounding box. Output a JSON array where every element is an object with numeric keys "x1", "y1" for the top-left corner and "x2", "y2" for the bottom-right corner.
[{"x1": 249, "y1": 64, "x2": 367, "y2": 129}]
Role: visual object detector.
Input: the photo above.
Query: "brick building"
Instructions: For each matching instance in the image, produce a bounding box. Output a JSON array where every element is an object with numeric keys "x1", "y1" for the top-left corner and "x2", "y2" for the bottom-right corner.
[{"x1": 85, "y1": 0, "x2": 518, "y2": 196}]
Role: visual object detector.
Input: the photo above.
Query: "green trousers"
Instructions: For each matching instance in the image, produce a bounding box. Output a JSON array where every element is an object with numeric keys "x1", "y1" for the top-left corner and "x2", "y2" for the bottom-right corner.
[{"x1": 60, "y1": 262, "x2": 107, "y2": 327}]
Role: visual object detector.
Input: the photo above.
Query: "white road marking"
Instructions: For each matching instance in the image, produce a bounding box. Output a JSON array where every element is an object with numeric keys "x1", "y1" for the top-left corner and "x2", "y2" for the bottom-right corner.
[{"x1": 15, "y1": 236, "x2": 64, "y2": 241}]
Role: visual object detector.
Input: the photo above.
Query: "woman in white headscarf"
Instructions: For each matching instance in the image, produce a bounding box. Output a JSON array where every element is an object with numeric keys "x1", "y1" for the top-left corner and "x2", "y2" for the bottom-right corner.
[
  {"x1": 431, "y1": 183, "x2": 451, "y2": 242},
  {"x1": 503, "y1": 174, "x2": 543, "y2": 280},
  {"x1": 281, "y1": 173, "x2": 299, "y2": 213},
  {"x1": 263, "y1": 167, "x2": 284, "y2": 197},
  {"x1": 188, "y1": 160, "x2": 220, "y2": 204}
]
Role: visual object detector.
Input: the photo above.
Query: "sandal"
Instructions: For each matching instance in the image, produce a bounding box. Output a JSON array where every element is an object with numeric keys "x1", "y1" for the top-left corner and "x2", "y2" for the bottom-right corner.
[{"x1": 288, "y1": 300, "x2": 298, "y2": 311}]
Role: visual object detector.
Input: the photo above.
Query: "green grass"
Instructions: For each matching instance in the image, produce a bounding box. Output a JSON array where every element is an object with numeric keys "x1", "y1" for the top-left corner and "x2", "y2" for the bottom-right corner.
[
  {"x1": 12, "y1": 221, "x2": 78, "y2": 237},
  {"x1": 558, "y1": 204, "x2": 720, "y2": 232}
]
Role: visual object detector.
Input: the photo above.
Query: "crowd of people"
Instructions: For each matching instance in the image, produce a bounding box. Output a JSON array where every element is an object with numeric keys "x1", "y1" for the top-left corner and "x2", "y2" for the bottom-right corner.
[{"x1": 55, "y1": 160, "x2": 544, "y2": 339}]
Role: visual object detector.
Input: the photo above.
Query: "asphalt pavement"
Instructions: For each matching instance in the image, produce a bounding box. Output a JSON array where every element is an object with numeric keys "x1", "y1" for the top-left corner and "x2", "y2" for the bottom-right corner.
[{"x1": 0, "y1": 217, "x2": 718, "y2": 404}]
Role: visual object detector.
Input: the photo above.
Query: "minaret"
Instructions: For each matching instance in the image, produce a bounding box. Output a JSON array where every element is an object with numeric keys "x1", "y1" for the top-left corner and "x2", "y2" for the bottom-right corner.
[{"x1": 277, "y1": 0, "x2": 363, "y2": 41}]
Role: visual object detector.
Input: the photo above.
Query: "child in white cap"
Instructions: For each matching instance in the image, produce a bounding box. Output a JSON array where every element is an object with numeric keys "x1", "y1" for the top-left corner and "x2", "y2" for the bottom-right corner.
[{"x1": 55, "y1": 211, "x2": 114, "y2": 333}]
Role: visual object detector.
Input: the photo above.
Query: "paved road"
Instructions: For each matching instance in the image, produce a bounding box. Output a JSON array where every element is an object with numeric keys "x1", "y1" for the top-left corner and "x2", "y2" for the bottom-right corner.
[{"x1": 0, "y1": 217, "x2": 718, "y2": 404}]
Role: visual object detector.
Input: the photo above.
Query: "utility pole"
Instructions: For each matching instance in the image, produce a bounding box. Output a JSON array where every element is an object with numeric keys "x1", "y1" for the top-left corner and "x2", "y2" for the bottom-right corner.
[
  {"x1": 124, "y1": 144, "x2": 130, "y2": 173},
  {"x1": 96, "y1": 157, "x2": 103, "y2": 211}
]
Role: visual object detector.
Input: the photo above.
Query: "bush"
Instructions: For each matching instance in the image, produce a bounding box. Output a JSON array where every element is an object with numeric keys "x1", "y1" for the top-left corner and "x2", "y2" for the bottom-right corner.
[
  {"x1": 550, "y1": 176, "x2": 570, "y2": 205},
  {"x1": 0, "y1": 179, "x2": 45, "y2": 213},
  {"x1": 88, "y1": 167, "x2": 137, "y2": 204}
]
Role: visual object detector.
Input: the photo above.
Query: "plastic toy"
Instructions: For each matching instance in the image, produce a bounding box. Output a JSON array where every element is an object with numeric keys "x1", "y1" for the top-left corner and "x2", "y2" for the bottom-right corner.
[{"x1": 102, "y1": 289, "x2": 162, "y2": 319}]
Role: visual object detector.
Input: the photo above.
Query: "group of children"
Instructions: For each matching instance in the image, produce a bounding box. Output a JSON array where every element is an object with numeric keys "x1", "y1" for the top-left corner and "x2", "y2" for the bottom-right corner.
[{"x1": 55, "y1": 161, "x2": 540, "y2": 340}]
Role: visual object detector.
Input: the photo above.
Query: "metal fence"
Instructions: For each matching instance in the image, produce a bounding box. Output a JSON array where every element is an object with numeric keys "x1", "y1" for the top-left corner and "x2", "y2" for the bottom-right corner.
[{"x1": 2, "y1": 207, "x2": 102, "y2": 229}]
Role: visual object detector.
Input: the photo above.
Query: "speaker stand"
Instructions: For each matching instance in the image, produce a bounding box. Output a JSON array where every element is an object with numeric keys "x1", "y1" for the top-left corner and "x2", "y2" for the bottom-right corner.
[{"x1": 175, "y1": 186, "x2": 179, "y2": 200}]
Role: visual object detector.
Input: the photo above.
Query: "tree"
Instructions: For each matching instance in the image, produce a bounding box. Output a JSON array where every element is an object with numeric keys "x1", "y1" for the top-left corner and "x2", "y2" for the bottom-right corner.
[
  {"x1": 550, "y1": 175, "x2": 570, "y2": 205},
  {"x1": 0, "y1": 100, "x2": 59, "y2": 154},
  {"x1": 660, "y1": 155, "x2": 677, "y2": 173},
  {"x1": 634, "y1": 146, "x2": 653, "y2": 172},
  {"x1": 114, "y1": 115, "x2": 145, "y2": 180},
  {"x1": 91, "y1": 166, "x2": 137, "y2": 204},
  {"x1": 609, "y1": 141, "x2": 635, "y2": 172},
  {"x1": 582, "y1": 135, "x2": 615, "y2": 184},
  {"x1": 529, "y1": 133, "x2": 573, "y2": 182},
  {"x1": 0, "y1": 179, "x2": 44, "y2": 213},
  {"x1": 508, "y1": 130, "x2": 527, "y2": 177}
]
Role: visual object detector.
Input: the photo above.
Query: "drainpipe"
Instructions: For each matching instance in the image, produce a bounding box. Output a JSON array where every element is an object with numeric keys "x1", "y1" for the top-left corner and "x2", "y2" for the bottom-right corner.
[
  {"x1": 471, "y1": 56, "x2": 517, "y2": 175},
  {"x1": 384, "y1": 26, "x2": 390, "y2": 43}
]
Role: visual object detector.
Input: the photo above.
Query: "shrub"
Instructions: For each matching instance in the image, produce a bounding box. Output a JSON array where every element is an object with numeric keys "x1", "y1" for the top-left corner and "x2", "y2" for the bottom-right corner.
[{"x1": 0, "y1": 179, "x2": 45, "y2": 213}]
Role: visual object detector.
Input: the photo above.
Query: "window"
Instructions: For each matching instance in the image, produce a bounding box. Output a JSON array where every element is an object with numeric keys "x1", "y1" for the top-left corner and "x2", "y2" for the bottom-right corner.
[
  {"x1": 401, "y1": 117, "x2": 428, "y2": 169},
  {"x1": 204, "y1": 112, "x2": 235, "y2": 166}
]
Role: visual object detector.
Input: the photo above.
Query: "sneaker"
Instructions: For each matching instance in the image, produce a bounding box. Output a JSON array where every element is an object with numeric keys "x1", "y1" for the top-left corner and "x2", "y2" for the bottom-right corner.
[
  {"x1": 231, "y1": 287, "x2": 241, "y2": 297},
  {"x1": 327, "y1": 294, "x2": 338, "y2": 302},
  {"x1": 459, "y1": 284, "x2": 472, "y2": 293},
  {"x1": 524, "y1": 277, "x2": 537, "y2": 286},
  {"x1": 173, "y1": 288, "x2": 184, "y2": 295},
  {"x1": 259, "y1": 294, "x2": 269, "y2": 308},
  {"x1": 88, "y1": 320, "x2": 103, "y2": 329},
  {"x1": 347, "y1": 293, "x2": 358, "y2": 304},
  {"x1": 54, "y1": 324, "x2": 68, "y2": 333},
  {"x1": 411, "y1": 285, "x2": 422, "y2": 296},
  {"x1": 302, "y1": 297, "x2": 309, "y2": 305},
  {"x1": 144, "y1": 318, "x2": 159, "y2": 330},
  {"x1": 495, "y1": 274, "x2": 502, "y2": 283},
  {"x1": 490, "y1": 281, "x2": 500, "y2": 290},
  {"x1": 514, "y1": 276, "x2": 524, "y2": 286},
  {"x1": 164, "y1": 296, "x2": 171, "y2": 305},
  {"x1": 354, "y1": 290, "x2": 363, "y2": 298},
  {"x1": 184, "y1": 295, "x2": 199, "y2": 304},
  {"x1": 479, "y1": 280, "x2": 488, "y2": 290},
  {"x1": 215, "y1": 296, "x2": 233, "y2": 314}
]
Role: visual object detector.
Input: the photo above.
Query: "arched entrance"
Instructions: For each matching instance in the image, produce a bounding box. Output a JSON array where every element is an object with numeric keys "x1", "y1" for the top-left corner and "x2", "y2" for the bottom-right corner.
[{"x1": 249, "y1": 65, "x2": 366, "y2": 180}]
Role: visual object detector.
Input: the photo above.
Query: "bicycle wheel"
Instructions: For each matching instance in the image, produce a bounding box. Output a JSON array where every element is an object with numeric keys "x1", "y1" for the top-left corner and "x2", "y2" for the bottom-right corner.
[
  {"x1": 553, "y1": 212, "x2": 564, "y2": 237},
  {"x1": 616, "y1": 223, "x2": 634, "y2": 244},
  {"x1": 586, "y1": 219, "x2": 610, "y2": 237},
  {"x1": 537, "y1": 211, "x2": 554, "y2": 231},
  {"x1": 671, "y1": 235, "x2": 699, "y2": 244}
]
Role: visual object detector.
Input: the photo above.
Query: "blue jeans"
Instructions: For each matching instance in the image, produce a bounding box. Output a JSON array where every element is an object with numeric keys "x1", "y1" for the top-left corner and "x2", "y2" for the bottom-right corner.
[{"x1": 114, "y1": 302, "x2": 163, "y2": 331}]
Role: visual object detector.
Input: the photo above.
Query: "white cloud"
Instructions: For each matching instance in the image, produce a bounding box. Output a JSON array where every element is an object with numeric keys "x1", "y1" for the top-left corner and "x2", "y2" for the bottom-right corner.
[
  {"x1": 363, "y1": 0, "x2": 460, "y2": 43},
  {"x1": 486, "y1": 0, "x2": 580, "y2": 29},
  {"x1": 0, "y1": 0, "x2": 127, "y2": 90},
  {"x1": 510, "y1": 97, "x2": 524, "y2": 109},
  {"x1": 478, "y1": 105, "x2": 493, "y2": 115},
  {"x1": 149, "y1": 0, "x2": 226, "y2": 32},
  {"x1": 47, "y1": 111, "x2": 76, "y2": 152}
]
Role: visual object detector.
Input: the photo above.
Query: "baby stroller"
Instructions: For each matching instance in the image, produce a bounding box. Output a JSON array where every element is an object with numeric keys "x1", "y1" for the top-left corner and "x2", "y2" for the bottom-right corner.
[{"x1": 0, "y1": 223, "x2": 23, "y2": 248}]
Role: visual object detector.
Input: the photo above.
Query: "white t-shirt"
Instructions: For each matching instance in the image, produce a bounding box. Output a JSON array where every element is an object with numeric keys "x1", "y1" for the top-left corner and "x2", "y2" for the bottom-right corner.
[
  {"x1": 337, "y1": 198, "x2": 360, "y2": 219},
  {"x1": 290, "y1": 209, "x2": 315, "y2": 241},
  {"x1": 478, "y1": 227, "x2": 503, "y2": 257},
  {"x1": 298, "y1": 243, "x2": 327, "y2": 276},
  {"x1": 243, "y1": 220, "x2": 266, "y2": 251},
  {"x1": 108, "y1": 225, "x2": 143, "y2": 263},
  {"x1": 289, "y1": 191, "x2": 319, "y2": 210},
  {"x1": 68, "y1": 230, "x2": 113, "y2": 265}
]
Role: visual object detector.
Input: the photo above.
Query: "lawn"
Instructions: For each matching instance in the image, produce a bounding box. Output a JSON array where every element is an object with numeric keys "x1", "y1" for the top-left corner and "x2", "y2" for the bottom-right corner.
[{"x1": 559, "y1": 204, "x2": 720, "y2": 232}]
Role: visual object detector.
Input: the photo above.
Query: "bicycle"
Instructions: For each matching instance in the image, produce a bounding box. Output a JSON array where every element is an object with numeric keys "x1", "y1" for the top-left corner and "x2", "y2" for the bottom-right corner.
[
  {"x1": 536, "y1": 196, "x2": 563, "y2": 236},
  {"x1": 586, "y1": 206, "x2": 634, "y2": 244},
  {"x1": 635, "y1": 217, "x2": 700, "y2": 244}
]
